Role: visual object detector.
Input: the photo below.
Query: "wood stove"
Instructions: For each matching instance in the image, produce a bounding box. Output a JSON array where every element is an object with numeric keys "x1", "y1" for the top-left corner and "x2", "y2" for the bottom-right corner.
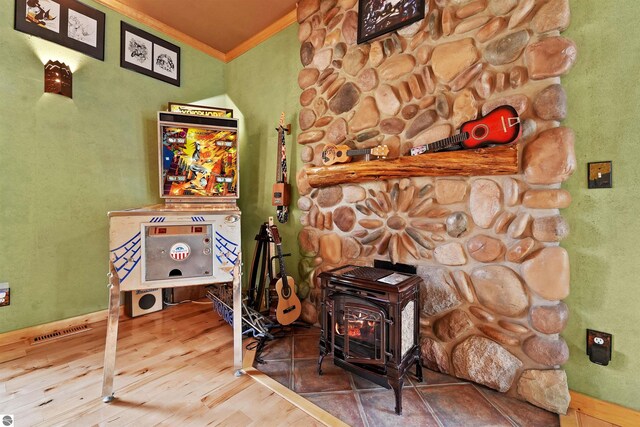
[{"x1": 318, "y1": 265, "x2": 422, "y2": 415}]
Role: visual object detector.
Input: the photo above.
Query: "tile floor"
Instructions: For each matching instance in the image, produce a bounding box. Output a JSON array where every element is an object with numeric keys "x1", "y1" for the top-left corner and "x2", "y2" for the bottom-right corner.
[{"x1": 254, "y1": 325, "x2": 560, "y2": 427}]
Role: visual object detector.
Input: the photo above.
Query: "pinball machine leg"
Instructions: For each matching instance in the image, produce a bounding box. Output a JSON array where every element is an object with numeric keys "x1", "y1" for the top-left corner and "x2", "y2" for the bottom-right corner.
[
  {"x1": 233, "y1": 252, "x2": 244, "y2": 375},
  {"x1": 101, "y1": 265, "x2": 121, "y2": 403}
]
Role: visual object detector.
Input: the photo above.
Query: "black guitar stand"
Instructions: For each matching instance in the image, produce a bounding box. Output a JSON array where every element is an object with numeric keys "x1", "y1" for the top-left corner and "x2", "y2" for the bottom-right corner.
[{"x1": 246, "y1": 222, "x2": 292, "y2": 314}]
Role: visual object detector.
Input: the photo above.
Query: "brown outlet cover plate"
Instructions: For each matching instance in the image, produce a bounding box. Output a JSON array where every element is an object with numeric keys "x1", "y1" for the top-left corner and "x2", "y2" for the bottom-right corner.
[{"x1": 588, "y1": 161, "x2": 612, "y2": 188}]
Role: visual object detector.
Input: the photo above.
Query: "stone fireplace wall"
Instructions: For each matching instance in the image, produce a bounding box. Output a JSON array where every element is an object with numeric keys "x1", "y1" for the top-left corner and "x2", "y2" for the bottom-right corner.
[{"x1": 294, "y1": 0, "x2": 576, "y2": 414}]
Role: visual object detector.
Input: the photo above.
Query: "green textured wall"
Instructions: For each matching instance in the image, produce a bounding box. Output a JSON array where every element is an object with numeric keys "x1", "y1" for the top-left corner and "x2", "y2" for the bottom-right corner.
[
  {"x1": 562, "y1": 0, "x2": 640, "y2": 410},
  {"x1": 225, "y1": 26, "x2": 303, "y2": 292},
  {"x1": 0, "y1": 1, "x2": 225, "y2": 333}
]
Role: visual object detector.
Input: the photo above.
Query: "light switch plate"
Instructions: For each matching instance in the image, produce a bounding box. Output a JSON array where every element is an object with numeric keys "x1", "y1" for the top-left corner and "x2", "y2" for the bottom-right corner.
[{"x1": 588, "y1": 161, "x2": 612, "y2": 188}]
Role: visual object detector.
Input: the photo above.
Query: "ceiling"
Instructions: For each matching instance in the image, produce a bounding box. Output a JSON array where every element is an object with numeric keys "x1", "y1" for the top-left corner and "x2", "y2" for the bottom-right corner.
[{"x1": 103, "y1": 0, "x2": 298, "y2": 60}]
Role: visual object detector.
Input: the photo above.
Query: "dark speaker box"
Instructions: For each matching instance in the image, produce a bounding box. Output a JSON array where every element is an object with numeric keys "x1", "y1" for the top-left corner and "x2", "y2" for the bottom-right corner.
[{"x1": 125, "y1": 288, "x2": 163, "y2": 317}]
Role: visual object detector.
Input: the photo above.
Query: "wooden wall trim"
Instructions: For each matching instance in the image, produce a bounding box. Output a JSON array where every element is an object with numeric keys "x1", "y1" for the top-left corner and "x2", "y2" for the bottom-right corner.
[
  {"x1": 93, "y1": 0, "x2": 226, "y2": 62},
  {"x1": 0, "y1": 306, "x2": 125, "y2": 346},
  {"x1": 568, "y1": 390, "x2": 640, "y2": 427},
  {"x1": 225, "y1": 9, "x2": 297, "y2": 62}
]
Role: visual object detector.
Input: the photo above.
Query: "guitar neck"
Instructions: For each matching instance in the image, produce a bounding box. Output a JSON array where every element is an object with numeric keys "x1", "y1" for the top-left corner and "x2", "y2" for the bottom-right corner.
[
  {"x1": 276, "y1": 127, "x2": 285, "y2": 183},
  {"x1": 275, "y1": 243, "x2": 287, "y2": 279},
  {"x1": 411, "y1": 132, "x2": 469, "y2": 155},
  {"x1": 345, "y1": 147, "x2": 374, "y2": 157}
]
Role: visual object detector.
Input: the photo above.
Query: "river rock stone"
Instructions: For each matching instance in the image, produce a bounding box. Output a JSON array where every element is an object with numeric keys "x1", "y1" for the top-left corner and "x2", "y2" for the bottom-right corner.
[
  {"x1": 406, "y1": 110, "x2": 438, "y2": 139},
  {"x1": 523, "y1": 127, "x2": 576, "y2": 184},
  {"x1": 498, "y1": 320, "x2": 529, "y2": 335},
  {"x1": 298, "y1": 21, "x2": 312, "y2": 42},
  {"x1": 434, "y1": 309, "x2": 473, "y2": 342},
  {"x1": 326, "y1": 117, "x2": 348, "y2": 144},
  {"x1": 298, "y1": 130, "x2": 324, "y2": 145},
  {"x1": 532, "y1": 215, "x2": 570, "y2": 242},
  {"x1": 467, "y1": 235, "x2": 505, "y2": 262},
  {"x1": 417, "y1": 266, "x2": 462, "y2": 316},
  {"x1": 525, "y1": 36, "x2": 578, "y2": 80},
  {"x1": 380, "y1": 118, "x2": 405, "y2": 135},
  {"x1": 359, "y1": 219, "x2": 383, "y2": 229},
  {"x1": 490, "y1": 0, "x2": 516, "y2": 15},
  {"x1": 477, "y1": 325, "x2": 519, "y2": 346},
  {"x1": 435, "y1": 179, "x2": 467, "y2": 204},
  {"x1": 387, "y1": 215, "x2": 406, "y2": 230},
  {"x1": 446, "y1": 212, "x2": 469, "y2": 238},
  {"x1": 298, "y1": 0, "x2": 319, "y2": 22},
  {"x1": 508, "y1": 0, "x2": 535, "y2": 28},
  {"x1": 333, "y1": 206, "x2": 356, "y2": 232},
  {"x1": 523, "y1": 336, "x2": 570, "y2": 366},
  {"x1": 471, "y1": 265, "x2": 528, "y2": 316},
  {"x1": 357, "y1": 68, "x2": 378, "y2": 92},
  {"x1": 507, "y1": 212, "x2": 530, "y2": 239},
  {"x1": 452, "y1": 336, "x2": 523, "y2": 392},
  {"x1": 414, "y1": 124, "x2": 452, "y2": 147},
  {"x1": 343, "y1": 185, "x2": 366, "y2": 203},
  {"x1": 494, "y1": 211, "x2": 514, "y2": 234},
  {"x1": 329, "y1": 82, "x2": 360, "y2": 114},
  {"x1": 313, "y1": 97, "x2": 328, "y2": 117},
  {"x1": 349, "y1": 96, "x2": 379, "y2": 132},
  {"x1": 523, "y1": 189, "x2": 572, "y2": 209},
  {"x1": 485, "y1": 30, "x2": 529, "y2": 65},
  {"x1": 300, "y1": 42, "x2": 315, "y2": 66},
  {"x1": 469, "y1": 179, "x2": 502, "y2": 229},
  {"x1": 502, "y1": 178, "x2": 521, "y2": 207},
  {"x1": 317, "y1": 186, "x2": 343, "y2": 208},
  {"x1": 342, "y1": 236, "x2": 361, "y2": 259},
  {"x1": 299, "y1": 108, "x2": 316, "y2": 131},
  {"x1": 533, "y1": 84, "x2": 567, "y2": 121},
  {"x1": 378, "y1": 54, "x2": 416, "y2": 81},
  {"x1": 521, "y1": 246, "x2": 570, "y2": 300},
  {"x1": 455, "y1": 15, "x2": 490, "y2": 34},
  {"x1": 374, "y1": 84, "x2": 401, "y2": 116},
  {"x1": 313, "y1": 48, "x2": 333, "y2": 70},
  {"x1": 315, "y1": 116, "x2": 332, "y2": 127},
  {"x1": 431, "y1": 38, "x2": 480, "y2": 83},
  {"x1": 452, "y1": 270, "x2": 474, "y2": 303},
  {"x1": 531, "y1": 302, "x2": 569, "y2": 334},
  {"x1": 312, "y1": 144, "x2": 326, "y2": 167},
  {"x1": 343, "y1": 47, "x2": 367, "y2": 76},
  {"x1": 457, "y1": 0, "x2": 487, "y2": 18},
  {"x1": 477, "y1": 17, "x2": 507, "y2": 43},
  {"x1": 301, "y1": 145, "x2": 314, "y2": 163},
  {"x1": 532, "y1": 0, "x2": 570, "y2": 33},
  {"x1": 452, "y1": 89, "x2": 477, "y2": 128},
  {"x1": 342, "y1": 11, "x2": 358, "y2": 44},
  {"x1": 506, "y1": 237, "x2": 536, "y2": 263},
  {"x1": 297, "y1": 168, "x2": 312, "y2": 196},
  {"x1": 469, "y1": 305, "x2": 495, "y2": 322},
  {"x1": 517, "y1": 369, "x2": 570, "y2": 414},
  {"x1": 298, "y1": 196, "x2": 313, "y2": 211},
  {"x1": 369, "y1": 41, "x2": 385, "y2": 67},
  {"x1": 434, "y1": 242, "x2": 467, "y2": 266},
  {"x1": 299, "y1": 227, "x2": 321, "y2": 255},
  {"x1": 421, "y1": 337, "x2": 450, "y2": 374},
  {"x1": 298, "y1": 68, "x2": 320, "y2": 89},
  {"x1": 319, "y1": 233, "x2": 342, "y2": 264},
  {"x1": 300, "y1": 88, "x2": 316, "y2": 107}
]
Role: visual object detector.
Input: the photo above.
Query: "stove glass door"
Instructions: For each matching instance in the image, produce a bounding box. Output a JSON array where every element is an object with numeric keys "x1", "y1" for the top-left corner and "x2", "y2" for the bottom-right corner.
[{"x1": 333, "y1": 298, "x2": 386, "y2": 365}]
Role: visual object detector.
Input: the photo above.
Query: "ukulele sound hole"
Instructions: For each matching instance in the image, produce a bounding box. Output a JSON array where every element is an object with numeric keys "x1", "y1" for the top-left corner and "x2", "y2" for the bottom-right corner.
[{"x1": 472, "y1": 124, "x2": 489, "y2": 140}]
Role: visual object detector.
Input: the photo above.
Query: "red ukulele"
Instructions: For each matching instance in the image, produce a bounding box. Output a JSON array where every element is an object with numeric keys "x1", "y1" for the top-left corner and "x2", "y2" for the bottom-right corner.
[{"x1": 410, "y1": 105, "x2": 521, "y2": 155}]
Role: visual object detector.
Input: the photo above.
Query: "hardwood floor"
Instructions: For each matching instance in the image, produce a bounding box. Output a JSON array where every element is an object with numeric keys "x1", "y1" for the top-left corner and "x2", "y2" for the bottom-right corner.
[{"x1": 0, "y1": 302, "x2": 322, "y2": 426}]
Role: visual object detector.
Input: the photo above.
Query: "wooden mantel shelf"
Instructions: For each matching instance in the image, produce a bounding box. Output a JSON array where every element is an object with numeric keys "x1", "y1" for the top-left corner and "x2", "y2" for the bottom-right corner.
[{"x1": 306, "y1": 144, "x2": 519, "y2": 188}]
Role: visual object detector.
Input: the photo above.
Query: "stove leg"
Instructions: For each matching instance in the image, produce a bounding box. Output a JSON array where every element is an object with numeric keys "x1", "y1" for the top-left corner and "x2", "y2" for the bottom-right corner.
[
  {"x1": 318, "y1": 353, "x2": 326, "y2": 375},
  {"x1": 390, "y1": 378, "x2": 404, "y2": 415}
]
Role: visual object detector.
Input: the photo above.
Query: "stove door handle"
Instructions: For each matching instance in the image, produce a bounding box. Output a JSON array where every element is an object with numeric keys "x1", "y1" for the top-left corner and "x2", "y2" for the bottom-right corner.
[{"x1": 385, "y1": 318, "x2": 394, "y2": 325}]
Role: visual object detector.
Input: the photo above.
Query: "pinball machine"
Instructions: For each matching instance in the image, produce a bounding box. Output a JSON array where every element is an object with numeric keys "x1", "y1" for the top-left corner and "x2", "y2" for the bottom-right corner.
[{"x1": 102, "y1": 111, "x2": 244, "y2": 402}]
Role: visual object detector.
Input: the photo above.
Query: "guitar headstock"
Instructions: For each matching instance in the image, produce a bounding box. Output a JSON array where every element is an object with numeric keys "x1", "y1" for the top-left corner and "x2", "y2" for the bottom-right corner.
[
  {"x1": 371, "y1": 145, "x2": 389, "y2": 158},
  {"x1": 269, "y1": 225, "x2": 282, "y2": 245},
  {"x1": 279, "y1": 112, "x2": 285, "y2": 128}
]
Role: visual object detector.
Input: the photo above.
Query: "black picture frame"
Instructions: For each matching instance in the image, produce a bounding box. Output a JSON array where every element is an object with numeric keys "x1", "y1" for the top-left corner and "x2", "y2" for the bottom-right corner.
[
  {"x1": 357, "y1": 0, "x2": 425, "y2": 44},
  {"x1": 14, "y1": 0, "x2": 105, "y2": 60},
  {"x1": 120, "y1": 21, "x2": 180, "y2": 87}
]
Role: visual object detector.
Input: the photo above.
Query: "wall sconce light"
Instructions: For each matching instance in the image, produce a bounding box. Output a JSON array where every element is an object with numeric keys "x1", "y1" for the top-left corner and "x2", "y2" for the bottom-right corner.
[{"x1": 44, "y1": 60, "x2": 72, "y2": 98}]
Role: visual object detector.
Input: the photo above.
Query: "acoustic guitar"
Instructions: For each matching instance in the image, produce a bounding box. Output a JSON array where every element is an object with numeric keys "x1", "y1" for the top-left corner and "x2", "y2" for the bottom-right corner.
[
  {"x1": 410, "y1": 105, "x2": 521, "y2": 155},
  {"x1": 269, "y1": 225, "x2": 301, "y2": 325},
  {"x1": 321, "y1": 144, "x2": 389, "y2": 166}
]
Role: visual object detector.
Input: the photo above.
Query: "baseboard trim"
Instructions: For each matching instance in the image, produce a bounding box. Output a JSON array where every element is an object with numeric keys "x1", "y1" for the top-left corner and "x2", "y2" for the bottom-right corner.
[
  {"x1": 566, "y1": 390, "x2": 640, "y2": 426},
  {"x1": 0, "y1": 306, "x2": 125, "y2": 346}
]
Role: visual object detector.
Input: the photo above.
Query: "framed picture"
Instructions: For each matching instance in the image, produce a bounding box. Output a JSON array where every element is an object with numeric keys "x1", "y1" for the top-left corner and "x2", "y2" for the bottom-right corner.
[
  {"x1": 120, "y1": 21, "x2": 180, "y2": 86},
  {"x1": 357, "y1": 0, "x2": 425, "y2": 44},
  {"x1": 14, "y1": 0, "x2": 105, "y2": 60},
  {"x1": 168, "y1": 102, "x2": 233, "y2": 118}
]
